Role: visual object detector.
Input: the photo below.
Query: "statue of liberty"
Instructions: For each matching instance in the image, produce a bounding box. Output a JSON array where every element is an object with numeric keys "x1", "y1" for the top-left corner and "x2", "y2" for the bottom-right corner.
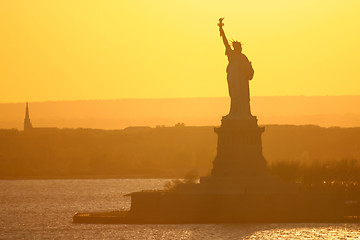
[{"x1": 218, "y1": 18, "x2": 254, "y2": 118}]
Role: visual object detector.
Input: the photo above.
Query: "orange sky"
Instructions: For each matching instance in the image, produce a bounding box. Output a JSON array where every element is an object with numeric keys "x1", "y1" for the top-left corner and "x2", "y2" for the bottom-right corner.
[{"x1": 1, "y1": 1, "x2": 359, "y2": 103}]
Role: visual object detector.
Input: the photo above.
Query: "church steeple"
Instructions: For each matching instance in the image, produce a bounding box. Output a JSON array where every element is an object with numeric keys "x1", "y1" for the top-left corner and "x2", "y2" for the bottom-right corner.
[{"x1": 24, "y1": 102, "x2": 33, "y2": 132}]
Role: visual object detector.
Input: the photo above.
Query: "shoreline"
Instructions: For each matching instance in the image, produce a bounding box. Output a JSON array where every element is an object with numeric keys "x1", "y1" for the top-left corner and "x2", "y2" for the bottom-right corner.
[{"x1": 0, "y1": 175, "x2": 179, "y2": 180}]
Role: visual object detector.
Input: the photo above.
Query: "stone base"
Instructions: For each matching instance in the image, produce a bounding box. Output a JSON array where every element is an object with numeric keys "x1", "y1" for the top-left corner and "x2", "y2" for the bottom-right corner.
[
  {"x1": 210, "y1": 115, "x2": 267, "y2": 179},
  {"x1": 199, "y1": 174, "x2": 299, "y2": 195}
]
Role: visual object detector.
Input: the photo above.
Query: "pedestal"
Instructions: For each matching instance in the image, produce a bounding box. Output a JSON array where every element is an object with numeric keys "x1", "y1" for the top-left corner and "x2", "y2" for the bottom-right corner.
[{"x1": 210, "y1": 115, "x2": 267, "y2": 181}]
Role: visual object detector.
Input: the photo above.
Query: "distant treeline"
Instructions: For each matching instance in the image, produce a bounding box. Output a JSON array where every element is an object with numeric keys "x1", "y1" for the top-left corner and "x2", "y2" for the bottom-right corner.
[
  {"x1": 270, "y1": 158, "x2": 360, "y2": 187},
  {"x1": 0, "y1": 125, "x2": 359, "y2": 178}
]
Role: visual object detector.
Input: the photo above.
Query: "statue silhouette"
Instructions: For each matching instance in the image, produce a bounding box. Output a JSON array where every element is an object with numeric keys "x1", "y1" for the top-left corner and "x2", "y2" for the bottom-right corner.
[{"x1": 218, "y1": 18, "x2": 254, "y2": 118}]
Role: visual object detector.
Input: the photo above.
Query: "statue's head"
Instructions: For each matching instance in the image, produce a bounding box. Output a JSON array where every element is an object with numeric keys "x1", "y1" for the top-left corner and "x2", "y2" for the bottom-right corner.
[{"x1": 232, "y1": 41, "x2": 242, "y2": 52}]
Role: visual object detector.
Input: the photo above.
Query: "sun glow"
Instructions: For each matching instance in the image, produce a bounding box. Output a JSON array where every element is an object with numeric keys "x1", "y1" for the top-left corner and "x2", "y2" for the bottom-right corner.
[{"x1": 1, "y1": 0, "x2": 360, "y2": 103}]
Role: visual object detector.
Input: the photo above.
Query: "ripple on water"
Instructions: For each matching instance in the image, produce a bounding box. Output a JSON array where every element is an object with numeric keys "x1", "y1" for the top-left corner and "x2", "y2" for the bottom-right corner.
[{"x1": 1, "y1": 179, "x2": 360, "y2": 239}]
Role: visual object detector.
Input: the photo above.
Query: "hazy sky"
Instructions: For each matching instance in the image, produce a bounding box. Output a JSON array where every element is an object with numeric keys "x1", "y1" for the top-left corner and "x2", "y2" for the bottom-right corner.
[{"x1": 1, "y1": 0, "x2": 359, "y2": 103}]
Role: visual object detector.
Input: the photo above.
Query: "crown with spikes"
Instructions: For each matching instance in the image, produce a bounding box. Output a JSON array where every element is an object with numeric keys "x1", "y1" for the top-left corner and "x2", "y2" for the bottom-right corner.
[{"x1": 231, "y1": 40, "x2": 243, "y2": 46}]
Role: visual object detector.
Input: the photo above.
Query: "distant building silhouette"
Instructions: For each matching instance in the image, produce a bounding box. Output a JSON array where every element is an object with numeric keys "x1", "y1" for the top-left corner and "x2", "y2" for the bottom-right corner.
[
  {"x1": 23, "y1": 102, "x2": 58, "y2": 133},
  {"x1": 24, "y1": 102, "x2": 33, "y2": 132}
]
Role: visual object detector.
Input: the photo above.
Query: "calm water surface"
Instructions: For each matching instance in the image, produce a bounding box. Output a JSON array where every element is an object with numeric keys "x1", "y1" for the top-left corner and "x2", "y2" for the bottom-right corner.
[{"x1": 0, "y1": 179, "x2": 360, "y2": 239}]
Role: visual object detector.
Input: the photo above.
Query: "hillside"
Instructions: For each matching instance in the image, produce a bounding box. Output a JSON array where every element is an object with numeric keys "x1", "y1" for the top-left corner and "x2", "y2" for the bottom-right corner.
[{"x1": 0, "y1": 125, "x2": 359, "y2": 178}]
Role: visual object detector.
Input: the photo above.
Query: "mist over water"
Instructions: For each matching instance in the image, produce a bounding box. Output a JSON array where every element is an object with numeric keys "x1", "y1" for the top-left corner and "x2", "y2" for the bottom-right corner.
[
  {"x1": 1, "y1": 179, "x2": 359, "y2": 239},
  {"x1": 2, "y1": 96, "x2": 360, "y2": 129}
]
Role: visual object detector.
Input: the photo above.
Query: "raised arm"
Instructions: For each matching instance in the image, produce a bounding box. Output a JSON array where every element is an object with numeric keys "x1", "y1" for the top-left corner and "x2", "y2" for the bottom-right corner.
[{"x1": 218, "y1": 18, "x2": 231, "y2": 51}]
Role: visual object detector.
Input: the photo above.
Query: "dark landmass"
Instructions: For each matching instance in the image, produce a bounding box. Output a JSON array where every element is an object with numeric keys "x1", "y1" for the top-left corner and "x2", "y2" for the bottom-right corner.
[{"x1": 0, "y1": 124, "x2": 359, "y2": 180}]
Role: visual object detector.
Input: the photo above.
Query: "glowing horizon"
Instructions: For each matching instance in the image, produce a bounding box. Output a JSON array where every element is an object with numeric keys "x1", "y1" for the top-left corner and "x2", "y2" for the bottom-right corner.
[{"x1": 1, "y1": 0, "x2": 359, "y2": 103}]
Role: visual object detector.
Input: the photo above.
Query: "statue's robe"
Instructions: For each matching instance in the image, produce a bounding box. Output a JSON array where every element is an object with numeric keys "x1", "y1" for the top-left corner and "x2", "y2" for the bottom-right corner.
[{"x1": 225, "y1": 48, "x2": 254, "y2": 117}]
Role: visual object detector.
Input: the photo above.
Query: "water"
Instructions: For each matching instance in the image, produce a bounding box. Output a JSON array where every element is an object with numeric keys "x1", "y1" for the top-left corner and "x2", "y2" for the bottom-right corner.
[{"x1": 0, "y1": 179, "x2": 360, "y2": 239}]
